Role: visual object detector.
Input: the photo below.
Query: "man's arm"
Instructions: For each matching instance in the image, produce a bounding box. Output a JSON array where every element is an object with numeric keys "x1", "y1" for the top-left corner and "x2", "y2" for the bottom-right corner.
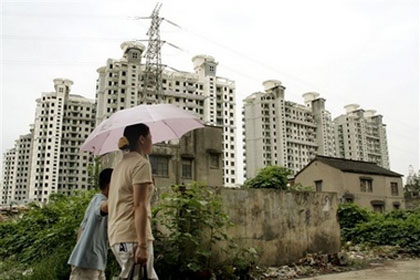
[
  {"x1": 133, "y1": 183, "x2": 150, "y2": 249},
  {"x1": 133, "y1": 183, "x2": 152, "y2": 265}
]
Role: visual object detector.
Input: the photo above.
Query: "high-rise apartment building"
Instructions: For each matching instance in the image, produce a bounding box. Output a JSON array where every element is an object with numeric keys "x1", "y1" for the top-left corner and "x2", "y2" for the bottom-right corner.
[
  {"x1": 28, "y1": 78, "x2": 95, "y2": 203},
  {"x1": 1, "y1": 148, "x2": 16, "y2": 205},
  {"x1": 95, "y1": 41, "x2": 237, "y2": 186},
  {"x1": 242, "y1": 80, "x2": 335, "y2": 178},
  {"x1": 10, "y1": 133, "x2": 33, "y2": 204},
  {"x1": 333, "y1": 104, "x2": 390, "y2": 169}
]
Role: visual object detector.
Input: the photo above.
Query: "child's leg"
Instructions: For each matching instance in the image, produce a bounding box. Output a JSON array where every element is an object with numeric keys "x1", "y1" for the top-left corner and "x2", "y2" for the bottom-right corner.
[{"x1": 69, "y1": 266, "x2": 105, "y2": 280}]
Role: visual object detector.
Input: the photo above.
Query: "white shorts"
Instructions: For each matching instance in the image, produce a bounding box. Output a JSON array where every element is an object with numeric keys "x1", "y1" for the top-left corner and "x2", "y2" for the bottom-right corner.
[{"x1": 111, "y1": 242, "x2": 158, "y2": 280}]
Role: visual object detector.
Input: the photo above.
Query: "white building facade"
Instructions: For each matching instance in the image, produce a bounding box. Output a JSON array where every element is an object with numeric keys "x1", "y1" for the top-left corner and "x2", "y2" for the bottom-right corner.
[
  {"x1": 95, "y1": 41, "x2": 237, "y2": 186},
  {"x1": 28, "y1": 78, "x2": 95, "y2": 203},
  {"x1": 1, "y1": 148, "x2": 16, "y2": 205},
  {"x1": 10, "y1": 133, "x2": 33, "y2": 204},
  {"x1": 333, "y1": 104, "x2": 390, "y2": 169},
  {"x1": 242, "y1": 80, "x2": 335, "y2": 178}
]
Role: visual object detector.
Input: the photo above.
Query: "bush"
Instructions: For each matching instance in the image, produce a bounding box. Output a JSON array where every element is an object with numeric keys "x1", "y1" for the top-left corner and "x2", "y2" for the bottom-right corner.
[
  {"x1": 0, "y1": 190, "x2": 120, "y2": 279},
  {"x1": 0, "y1": 191, "x2": 94, "y2": 264},
  {"x1": 338, "y1": 203, "x2": 420, "y2": 255},
  {"x1": 337, "y1": 203, "x2": 371, "y2": 240},
  {"x1": 153, "y1": 183, "x2": 258, "y2": 279},
  {"x1": 243, "y1": 165, "x2": 291, "y2": 190}
]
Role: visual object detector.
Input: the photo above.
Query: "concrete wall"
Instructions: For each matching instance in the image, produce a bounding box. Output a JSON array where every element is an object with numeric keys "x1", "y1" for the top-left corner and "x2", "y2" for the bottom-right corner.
[{"x1": 214, "y1": 188, "x2": 341, "y2": 266}]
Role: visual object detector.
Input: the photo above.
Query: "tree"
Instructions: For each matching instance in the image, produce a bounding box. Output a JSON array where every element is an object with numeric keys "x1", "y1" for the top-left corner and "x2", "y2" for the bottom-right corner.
[
  {"x1": 405, "y1": 165, "x2": 420, "y2": 198},
  {"x1": 243, "y1": 165, "x2": 292, "y2": 190}
]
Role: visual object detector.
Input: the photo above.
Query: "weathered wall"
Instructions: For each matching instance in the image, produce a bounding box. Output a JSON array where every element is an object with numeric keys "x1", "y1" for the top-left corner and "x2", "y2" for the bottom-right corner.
[
  {"x1": 214, "y1": 188, "x2": 341, "y2": 266},
  {"x1": 295, "y1": 161, "x2": 345, "y2": 193},
  {"x1": 101, "y1": 125, "x2": 223, "y2": 189}
]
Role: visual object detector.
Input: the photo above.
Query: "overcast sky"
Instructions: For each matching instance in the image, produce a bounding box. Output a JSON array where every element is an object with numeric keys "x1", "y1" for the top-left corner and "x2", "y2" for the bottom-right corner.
[{"x1": 1, "y1": 0, "x2": 419, "y2": 183}]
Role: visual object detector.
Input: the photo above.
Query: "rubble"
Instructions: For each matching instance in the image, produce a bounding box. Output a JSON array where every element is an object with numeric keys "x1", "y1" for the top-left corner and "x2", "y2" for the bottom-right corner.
[{"x1": 255, "y1": 244, "x2": 418, "y2": 279}]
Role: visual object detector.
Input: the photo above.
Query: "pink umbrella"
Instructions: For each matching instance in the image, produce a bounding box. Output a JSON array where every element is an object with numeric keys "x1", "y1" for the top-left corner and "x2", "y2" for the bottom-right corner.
[{"x1": 80, "y1": 104, "x2": 204, "y2": 155}]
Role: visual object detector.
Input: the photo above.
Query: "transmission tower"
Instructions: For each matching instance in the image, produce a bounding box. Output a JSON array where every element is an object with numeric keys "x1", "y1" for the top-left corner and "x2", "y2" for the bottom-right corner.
[
  {"x1": 135, "y1": 3, "x2": 181, "y2": 102},
  {"x1": 142, "y1": 3, "x2": 164, "y2": 103}
]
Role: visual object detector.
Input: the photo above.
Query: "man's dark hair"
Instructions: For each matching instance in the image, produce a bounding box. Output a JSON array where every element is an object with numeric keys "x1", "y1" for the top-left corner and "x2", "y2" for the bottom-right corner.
[{"x1": 98, "y1": 168, "x2": 113, "y2": 190}]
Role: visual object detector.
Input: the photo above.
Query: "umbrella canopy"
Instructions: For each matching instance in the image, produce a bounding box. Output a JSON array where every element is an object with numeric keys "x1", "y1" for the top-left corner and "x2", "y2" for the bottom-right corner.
[{"x1": 80, "y1": 104, "x2": 204, "y2": 155}]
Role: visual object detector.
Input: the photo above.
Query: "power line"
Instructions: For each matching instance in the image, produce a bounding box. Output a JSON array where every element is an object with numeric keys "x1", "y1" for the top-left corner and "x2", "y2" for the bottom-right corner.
[
  {"x1": 3, "y1": 9, "x2": 416, "y2": 130},
  {"x1": 2, "y1": 34, "x2": 132, "y2": 42},
  {"x1": 169, "y1": 24, "x2": 418, "y2": 131},
  {"x1": 0, "y1": 59, "x2": 101, "y2": 65}
]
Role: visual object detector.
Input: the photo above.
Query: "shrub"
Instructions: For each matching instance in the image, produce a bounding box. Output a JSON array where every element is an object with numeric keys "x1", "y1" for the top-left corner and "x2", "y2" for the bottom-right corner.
[
  {"x1": 243, "y1": 165, "x2": 291, "y2": 190},
  {"x1": 0, "y1": 190, "x2": 121, "y2": 279},
  {"x1": 0, "y1": 191, "x2": 94, "y2": 264},
  {"x1": 338, "y1": 203, "x2": 420, "y2": 255},
  {"x1": 153, "y1": 183, "x2": 258, "y2": 279},
  {"x1": 337, "y1": 203, "x2": 371, "y2": 240}
]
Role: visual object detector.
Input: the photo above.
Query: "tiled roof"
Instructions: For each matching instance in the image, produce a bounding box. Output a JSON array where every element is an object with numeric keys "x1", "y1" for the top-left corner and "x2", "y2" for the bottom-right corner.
[{"x1": 314, "y1": 156, "x2": 402, "y2": 177}]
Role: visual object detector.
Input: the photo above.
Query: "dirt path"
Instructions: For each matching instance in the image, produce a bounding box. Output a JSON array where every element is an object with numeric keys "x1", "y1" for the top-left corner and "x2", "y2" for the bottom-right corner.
[{"x1": 301, "y1": 260, "x2": 420, "y2": 280}]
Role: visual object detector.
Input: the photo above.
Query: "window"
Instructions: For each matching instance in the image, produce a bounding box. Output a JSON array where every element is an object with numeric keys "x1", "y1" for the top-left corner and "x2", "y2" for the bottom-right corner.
[
  {"x1": 371, "y1": 201, "x2": 385, "y2": 213},
  {"x1": 391, "y1": 182, "x2": 399, "y2": 196},
  {"x1": 150, "y1": 156, "x2": 169, "y2": 177},
  {"x1": 315, "y1": 180, "x2": 323, "y2": 192},
  {"x1": 360, "y1": 178, "x2": 373, "y2": 192},
  {"x1": 181, "y1": 159, "x2": 193, "y2": 179}
]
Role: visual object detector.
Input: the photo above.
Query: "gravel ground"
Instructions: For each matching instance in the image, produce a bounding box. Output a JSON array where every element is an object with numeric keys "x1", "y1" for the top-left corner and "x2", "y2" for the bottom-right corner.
[{"x1": 254, "y1": 244, "x2": 418, "y2": 279}]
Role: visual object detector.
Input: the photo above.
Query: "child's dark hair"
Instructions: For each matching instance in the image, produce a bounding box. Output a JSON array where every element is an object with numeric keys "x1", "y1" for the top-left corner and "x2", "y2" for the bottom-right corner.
[
  {"x1": 98, "y1": 168, "x2": 113, "y2": 190},
  {"x1": 118, "y1": 123, "x2": 150, "y2": 151}
]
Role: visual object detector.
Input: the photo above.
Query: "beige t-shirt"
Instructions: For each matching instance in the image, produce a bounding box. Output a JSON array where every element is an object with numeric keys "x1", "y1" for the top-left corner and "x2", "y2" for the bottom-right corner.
[{"x1": 108, "y1": 152, "x2": 154, "y2": 246}]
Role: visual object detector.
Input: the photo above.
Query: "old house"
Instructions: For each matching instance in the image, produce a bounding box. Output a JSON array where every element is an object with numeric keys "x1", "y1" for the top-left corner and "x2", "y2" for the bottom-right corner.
[
  {"x1": 294, "y1": 155, "x2": 404, "y2": 212},
  {"x1": 102, "y1": 125, "x2": 224, "y2": 190},
  {"x1": 150, "y1": 125, "x2": 223, "y2": 190}
]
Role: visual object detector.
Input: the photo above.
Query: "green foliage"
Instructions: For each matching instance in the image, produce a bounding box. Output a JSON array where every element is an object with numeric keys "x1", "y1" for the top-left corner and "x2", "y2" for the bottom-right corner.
[
  {"x1": 289, "y1": 183, "x2": 314, "y2": 192},
  {"x1": 243, "y1": 165, "x2": 292, "y2": 190},
  {"x1": 337, "y1": 203, "x2": 371, "y2": 240},
  {"x1": 338, "y1": 203, "x2": 420, "y2": 255},
  {"x1": 214, "y1": 246, "x2": 259, "y2": 279},
  {"x1": 405, "y1": 169, "x2": 420, "y2": 198},
  {"x1": 0, "y1": 190, "x2": 120, "y2": 279},
  {"x1": 153, "y1": 183, "x2": 258, "y2": 279},
  {"x1": 0, "y1": 192, "x2": 93, "y2": 264}
]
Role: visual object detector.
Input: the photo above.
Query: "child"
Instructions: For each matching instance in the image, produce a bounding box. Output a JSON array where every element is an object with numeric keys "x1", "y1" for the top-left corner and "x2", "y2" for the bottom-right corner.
[{"x1": 68, "y1": 168, "x2": 113, "y2": 280}]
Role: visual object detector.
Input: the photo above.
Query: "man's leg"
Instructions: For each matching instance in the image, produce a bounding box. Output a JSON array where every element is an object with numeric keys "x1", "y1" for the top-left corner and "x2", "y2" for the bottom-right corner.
[
  {"x1": 111, "y1": 242, "x2": 136, "y2": 279},
  {"x1": 146, "y1": 242, "x2": 159, "y2": 280}
]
